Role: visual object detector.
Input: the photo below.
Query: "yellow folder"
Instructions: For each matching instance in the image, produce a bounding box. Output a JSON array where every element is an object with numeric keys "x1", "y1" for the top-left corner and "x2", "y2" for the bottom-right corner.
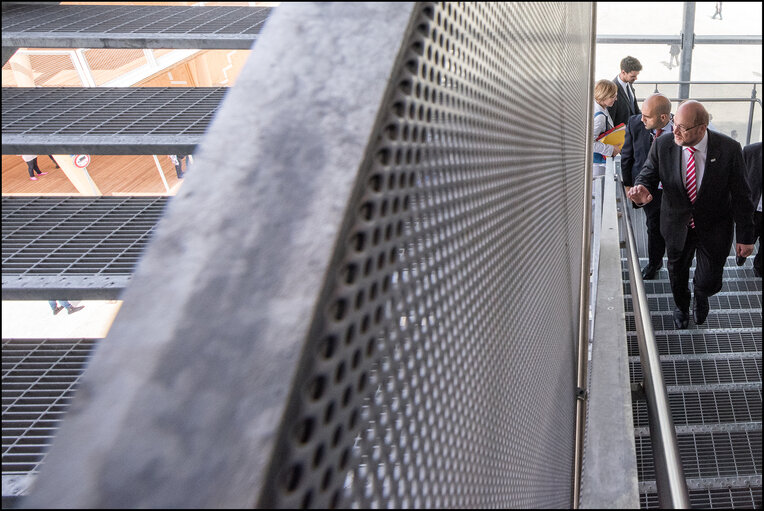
[{"x1": 596, "y1": 123, "x2": 626, "y2": 146}]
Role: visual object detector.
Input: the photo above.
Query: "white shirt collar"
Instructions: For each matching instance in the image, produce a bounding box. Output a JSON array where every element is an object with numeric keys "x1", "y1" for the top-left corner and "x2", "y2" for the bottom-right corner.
[
  {"x1": 616, "y1": 75, "x2": 631, "y2": 91},
  {"x1": 686, "y1": 130, "x2": 709, "y2": 154}
]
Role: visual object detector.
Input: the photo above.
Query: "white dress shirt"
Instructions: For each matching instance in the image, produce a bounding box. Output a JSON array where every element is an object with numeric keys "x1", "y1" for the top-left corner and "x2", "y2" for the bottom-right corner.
[{"x1": 681, "y1": 130, "x2": 708, "y2": 191}]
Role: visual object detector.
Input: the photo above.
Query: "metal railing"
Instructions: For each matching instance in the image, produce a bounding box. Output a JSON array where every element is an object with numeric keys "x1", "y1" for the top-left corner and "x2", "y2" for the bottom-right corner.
[
  {"x1": 615, "y1": 173, "x2": 690, "y2": 509},
  {"x1": 636, "y1": 81, "x2": 762, "y2": 145}
]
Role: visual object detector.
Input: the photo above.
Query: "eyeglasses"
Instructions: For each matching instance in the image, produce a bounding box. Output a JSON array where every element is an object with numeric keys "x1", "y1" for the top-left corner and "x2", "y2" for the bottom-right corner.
[{"x1": 674, "y1": 123, "x2": 703, "y2": 133}]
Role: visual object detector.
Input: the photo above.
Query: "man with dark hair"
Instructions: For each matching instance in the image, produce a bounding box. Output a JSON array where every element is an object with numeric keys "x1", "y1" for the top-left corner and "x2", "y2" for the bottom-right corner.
[
  {"x1": 608, "y1": 56, "x2": 643, "y2": 127},
  {"x1": 628, "y1": 101, "x2": 755, "y2": 329},
  {"x1": 621, "y1": 94, "x2": 674, "y2": 279}
]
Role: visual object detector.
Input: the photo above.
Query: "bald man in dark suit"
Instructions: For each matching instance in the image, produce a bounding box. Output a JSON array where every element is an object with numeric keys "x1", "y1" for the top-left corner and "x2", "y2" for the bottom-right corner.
[{"x1": 628, "y1": 101, "x2": 755, "y2": 329}]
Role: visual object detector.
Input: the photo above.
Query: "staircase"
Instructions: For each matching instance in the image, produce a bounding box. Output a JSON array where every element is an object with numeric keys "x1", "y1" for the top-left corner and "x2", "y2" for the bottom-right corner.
[{"x1": 624, "y1": 206, "x2": 762, "y2": 508}]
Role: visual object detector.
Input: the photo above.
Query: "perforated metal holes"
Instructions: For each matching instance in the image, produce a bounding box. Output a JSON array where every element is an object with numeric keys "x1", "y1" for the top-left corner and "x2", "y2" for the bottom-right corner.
[{"x1": 259, "y1": 3, "x2": 592, "y2": 508}]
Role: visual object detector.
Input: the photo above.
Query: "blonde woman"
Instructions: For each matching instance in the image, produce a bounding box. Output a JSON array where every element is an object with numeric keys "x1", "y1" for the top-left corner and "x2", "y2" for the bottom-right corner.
[{"x1": 593, "y1": 79, "x2": 622, "y2": 177}]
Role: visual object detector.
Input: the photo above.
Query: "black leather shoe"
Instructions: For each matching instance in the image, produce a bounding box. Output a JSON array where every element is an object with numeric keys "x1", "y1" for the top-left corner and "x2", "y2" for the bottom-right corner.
[
  {"x1": 673, "y1": 308, "x2": 689, "y2": 329},
  {"x1": 641, "y1": 262, "x2": 663, "y2": 280},
  {"x1": 693, "y1": 294, "x2": 709, "y2": 325}
]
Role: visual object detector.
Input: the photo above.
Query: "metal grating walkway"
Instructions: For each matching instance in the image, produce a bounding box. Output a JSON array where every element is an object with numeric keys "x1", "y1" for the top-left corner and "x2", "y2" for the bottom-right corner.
[
  {"x1": 1, "y1": 3, "x2": 272, "y2": 49},
  {"x1": 2, "y1": 87, "x2": 226, "y2": 155},
  {"x1": 1, "y1": 338, "x2": 99, "y2": 501},
  {"x1": 2, "y1": 196, "x2": 167, "y2": 300},
  {"x1": 624, "y1": 206, "x2": 763, "y2": 508}
]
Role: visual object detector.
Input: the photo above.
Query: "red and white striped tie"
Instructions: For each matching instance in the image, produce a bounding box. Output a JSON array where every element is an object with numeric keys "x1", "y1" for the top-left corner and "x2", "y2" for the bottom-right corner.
[{"x1": 685, "y1": 146, "x2": 697, "y2": 228}]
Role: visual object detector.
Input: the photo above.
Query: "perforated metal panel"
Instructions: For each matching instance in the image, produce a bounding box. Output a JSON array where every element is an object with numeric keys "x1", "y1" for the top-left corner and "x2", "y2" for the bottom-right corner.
[
  {"x1": 256, "y1": 3, "x2": 593, "y2": 508},
  {"x1": 2, "y1": 87, "x2": 225, "y2": 154},
  {"x1": 2, "y1": 339, "x2": 98, "y2": 476},
  {"x1": 2, "y1": 4, "x2": 272, "y2": 49},
  {"x1": 2, "y1": 197, "x2": 165, "y2": 277}
]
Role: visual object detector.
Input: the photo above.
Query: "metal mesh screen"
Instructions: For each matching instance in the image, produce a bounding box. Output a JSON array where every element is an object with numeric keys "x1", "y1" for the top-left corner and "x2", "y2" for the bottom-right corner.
[
  {"x1": 2, "y1": 4, "x2": 272, "y2": 49},
  {"x1": 2, "y1": 197, "x2": 166, "y2": 277},
  {"x1": 258, "y1": 3, "x2": 592, "y2": 508}
]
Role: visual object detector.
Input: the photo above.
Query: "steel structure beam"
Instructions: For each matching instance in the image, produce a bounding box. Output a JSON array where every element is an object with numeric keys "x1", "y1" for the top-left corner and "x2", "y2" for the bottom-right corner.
[
  {"x1": 2, "y1": 87, "x2": 225, "y2": 155},
  {"x1": 1, "y1": 3, "x2": 272, "y2": 50}
]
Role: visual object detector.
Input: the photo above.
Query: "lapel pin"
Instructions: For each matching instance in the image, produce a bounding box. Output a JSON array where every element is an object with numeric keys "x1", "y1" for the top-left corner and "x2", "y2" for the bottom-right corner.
[{"x1": 710, "y1": 158, "x2": 716, "y2": 162}]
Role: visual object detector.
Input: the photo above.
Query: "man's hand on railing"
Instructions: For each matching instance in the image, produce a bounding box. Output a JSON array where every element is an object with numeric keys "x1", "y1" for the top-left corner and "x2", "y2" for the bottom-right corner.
[
  {"x1": 627, "y1": 184, "x2": 653, "y2": 206},
  {"x1": 737, "y1": 243, "x2": 755, "y2": 258}
]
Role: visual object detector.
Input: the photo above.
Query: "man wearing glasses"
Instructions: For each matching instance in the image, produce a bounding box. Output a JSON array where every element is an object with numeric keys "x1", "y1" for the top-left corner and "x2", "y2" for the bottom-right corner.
[{"x1": 627, "y1": 100, "x2": 755, "y2": 330}]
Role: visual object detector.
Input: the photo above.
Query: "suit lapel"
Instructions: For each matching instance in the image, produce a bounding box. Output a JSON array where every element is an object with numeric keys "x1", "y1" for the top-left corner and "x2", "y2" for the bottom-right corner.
[
  {"x1": 672, "y1": 141, "x2": 686, "y2": 201},
  {"x1": 698, "y1": 131, "x2": 720, "y2": 202}
]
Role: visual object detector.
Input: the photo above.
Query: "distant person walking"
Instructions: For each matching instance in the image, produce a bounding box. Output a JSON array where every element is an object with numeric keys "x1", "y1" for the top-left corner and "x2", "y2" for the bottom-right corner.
[
  {"x1": 712, "y1": 2, "x2": 723, "y2": 19},
  {"x1": 668, "y1": 44, "x2": 680, "y2": 69},
  {"x1": 21, "y1": 155, "x2": 49, "y2": 181},
  {"x1": 49, "y1": 300, "x2": 85, "y2": 315},
  {"x1": 168, "y1": 155, "x2": 188, "y2": 179}
]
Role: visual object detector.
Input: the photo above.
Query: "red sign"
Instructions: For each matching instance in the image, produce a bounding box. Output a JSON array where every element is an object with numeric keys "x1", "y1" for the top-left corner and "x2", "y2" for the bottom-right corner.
[{"x1": 74, "y1": 154, "x2": 91, "y2": 168}]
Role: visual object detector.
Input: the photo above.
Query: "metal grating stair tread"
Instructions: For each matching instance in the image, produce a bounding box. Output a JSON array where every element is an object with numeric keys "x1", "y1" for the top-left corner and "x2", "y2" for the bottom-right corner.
[
  {"x1": 2, "y1": 3, "x2": 273, "y2": 50},
  {"x1": 2, "y1": 197, "x2": 166, "y2": 299},
  {"x1": 625, "y1": 309, "x2": 762, "y2": 331},
  {"x1": 632, "y1": 388, "x2": 762, "y2": 429},
  {"x1": 630, "y1": 357, "x2": 761, "y2": 386},
  {"x1": 2, "y1": 339, "x2": 99, "y2": 476},
  {"x1": 635, "y1": 430, "x2": 761, "y2": 480},
  {"x1": 2, "y1": 87, "x2": 227, "y2": 154},
  {"x1": 627, "y1": 330, "x2": 762, "y2": 357},
  {"x1": 639, "y1": 480, "x2": 762, "y2": 509},
  {"x1": 622, "y1": 195, "x2": 762, "y2": 508}
]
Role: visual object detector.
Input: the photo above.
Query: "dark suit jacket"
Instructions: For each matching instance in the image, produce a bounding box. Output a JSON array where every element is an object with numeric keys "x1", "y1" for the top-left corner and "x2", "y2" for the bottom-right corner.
[
  {"x1": 621, "y1": 114, "x2": 670, "y2": 187},
  {"x1": 634, "y1": 130, "x2": 755, "y2": 259},
  {"x1": 743, "y1": 141, "x2": 762, "y2": 208},
  {"x1": 607, "y1": 76, "x2": 640, "y2": 127}
]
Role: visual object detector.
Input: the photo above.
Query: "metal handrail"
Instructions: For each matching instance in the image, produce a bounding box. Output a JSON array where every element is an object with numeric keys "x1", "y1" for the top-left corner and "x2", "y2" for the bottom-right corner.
[
  {"x1": 616, "y1": 174, "x2": 690, "y2": 508},
  {"x1": 573, "y1": 4, "x2": 597, "y2": 506},
  {"x1": 634, "y1": 81, "x2": 762, "y2": 145}
]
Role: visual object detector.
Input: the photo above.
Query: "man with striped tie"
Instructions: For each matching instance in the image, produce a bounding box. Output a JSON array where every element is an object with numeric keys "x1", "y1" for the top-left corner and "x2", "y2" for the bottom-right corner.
[{"x1": 627, "y1": 100, "x2": 755, "y2": 330}]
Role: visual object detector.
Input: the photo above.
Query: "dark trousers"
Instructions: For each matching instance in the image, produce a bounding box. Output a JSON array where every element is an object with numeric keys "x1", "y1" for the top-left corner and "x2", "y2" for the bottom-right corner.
[
  {"x1": 26, "y1": 158, "x2": 41, "y2": 177},
  {"x1": 644, "y1": 189, "x2": 666, "y2": 266},
  {"x1": 754, "y1": 210, "x2": 762, "y2": 276},
  {"x1": 667, "y1": 227, "x2": 727, "y2": 312}
]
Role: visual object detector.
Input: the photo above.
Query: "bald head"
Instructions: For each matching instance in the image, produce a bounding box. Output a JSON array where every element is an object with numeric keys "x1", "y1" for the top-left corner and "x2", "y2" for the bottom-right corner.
[
  {"x1": 640, "y1": 93, "x2": 672, "y2": 131},
  {"x1": 674, "y1": 100, "x2": 709, "y2": 146},
  {"x1": 644, "y1": 94, "x2": 671, "y2": 116}
]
